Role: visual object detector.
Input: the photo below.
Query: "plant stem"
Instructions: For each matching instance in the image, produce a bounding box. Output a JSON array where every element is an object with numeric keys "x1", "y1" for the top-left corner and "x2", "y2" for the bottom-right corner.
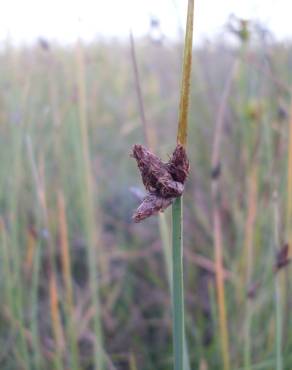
[
  {"x1": 273, "y1": 192, "x2": 283, "y2": 370},
  {"x1": 75, "y1": 40, "x2": 104, "y2": 370},
  {"x1": 244, "y1": 166, "x2": 258, "y2": 370},
  {"x1": 177, "y1": 0, "x2": 194, "y2": 147},
  {"x1": 212, "y1": 194, "x2": 230, "y2": 370},
  {"x1": 210, "y1": 60, "x2": 237, "y2": 370},
  {"x1": 286, "y1": 98, "x2": 292, "y2": 253},
  {"x1": 129, "y1": 31, "x2": 152, "y2": 148},
  {"x1": 58, "y1": 191, "x2": 80, "y2": 370},
  {"x1": 172, "y1": 1, "x2": 194, "y2": 369},
  {"x1": 172, "y1": 196, "x2": 185, "y2": 370},
  {"x1": 130, "y1": 27, "x2": 191, "y2": 370}
]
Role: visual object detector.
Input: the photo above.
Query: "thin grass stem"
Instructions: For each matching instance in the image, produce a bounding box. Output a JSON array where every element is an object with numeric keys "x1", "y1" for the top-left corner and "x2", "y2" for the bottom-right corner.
[
  {"x1": 272, "y1": 192, "x2": 284, "y2": 370},
  {"x1": 210, "y1": 60, "x2": 237, "y2": 370},
  {"x1": 75, "y1": 40, "x2": 104, "y2": 370},
  {"x1": 286, "y1": 95, "x2": 292, "y2": 248},
  {"x1": 172, "y1": 1, "x2": 194, "y2": 369},
  {"x1": 57, "y1": 191, "x2": 80, "y2": 370},
  {"x1": 172, "y1": 196, "x2": 185, "y2": 370}
]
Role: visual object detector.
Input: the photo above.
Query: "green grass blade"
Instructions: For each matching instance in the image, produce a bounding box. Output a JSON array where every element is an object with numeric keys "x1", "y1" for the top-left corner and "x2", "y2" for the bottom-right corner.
[{"x1": 172, "y1": 196, "x2": 185, "y2": 370}]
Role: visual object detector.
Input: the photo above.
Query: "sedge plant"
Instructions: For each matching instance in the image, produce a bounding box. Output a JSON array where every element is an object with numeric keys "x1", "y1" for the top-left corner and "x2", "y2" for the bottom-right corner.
[
  {"x1": 130, "y1": 3, "x2": 194, "y2": 369},
  {"x1": 130, "y1": 26, "x2": 192, "y2": 370},
  {"x1": 172, "y1": 1, "x2": 194, "y2": 370}
]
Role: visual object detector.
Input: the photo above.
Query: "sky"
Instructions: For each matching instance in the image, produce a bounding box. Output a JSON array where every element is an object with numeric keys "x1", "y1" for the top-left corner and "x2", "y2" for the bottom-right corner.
[{"x1": 0, "y1": 0, "x2": 291, "y2": 45}]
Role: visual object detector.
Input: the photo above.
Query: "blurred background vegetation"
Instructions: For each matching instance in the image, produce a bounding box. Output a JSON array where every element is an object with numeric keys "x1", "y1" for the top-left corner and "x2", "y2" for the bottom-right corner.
[{"x1": 0, "y1": 16, "x2": 291, "y2": 370}]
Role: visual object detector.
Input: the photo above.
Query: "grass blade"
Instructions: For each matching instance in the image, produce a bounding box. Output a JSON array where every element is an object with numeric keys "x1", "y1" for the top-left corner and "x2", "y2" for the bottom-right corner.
[
  {"x1": 173, "y1": 1, "x2": 194, "y2": 369},
  {"x1": 272, "y1": 192, "x2": 284, "y2": 370},
  {"x1": 75, "y1": 40, "x2": 104, "y2": 370},
  {"x1": 177, "y1": 0, "x2": 194, "y2": 147},
  {"x1": 172, "y1": 196, "x2": 185, "y2": 370}
]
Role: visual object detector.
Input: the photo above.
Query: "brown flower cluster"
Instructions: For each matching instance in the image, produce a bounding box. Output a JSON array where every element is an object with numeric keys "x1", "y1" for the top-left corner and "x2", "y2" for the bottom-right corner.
[
  {"x1": 274, "y1": 243, "x2": 290, "y2": 272},
  {"x1": 131, "y1": 144, "x2": 189, "y2": 222}
]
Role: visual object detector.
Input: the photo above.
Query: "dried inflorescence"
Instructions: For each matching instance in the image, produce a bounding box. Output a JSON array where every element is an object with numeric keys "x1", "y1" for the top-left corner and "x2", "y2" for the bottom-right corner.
[
  {"x1": 274, "y1": 243, "x2": 290, "y2": 272},
  {"x1": 131, "y1": 144, "x2": 189, "y2": 222}
]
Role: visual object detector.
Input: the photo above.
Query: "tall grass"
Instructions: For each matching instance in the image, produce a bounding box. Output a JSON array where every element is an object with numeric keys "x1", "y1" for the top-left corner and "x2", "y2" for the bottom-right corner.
[
  {"x1": 0, "y1": 19, "x2": 291, "y2": 370},
  {"x1": 272, "y1": 193, "x2": 284, "y2": 370},
  {"x1": 75, "y1": 40, "x2": 104, "y2": 370},
  {"x1": 243, "y1": 166, "x2": 258, "y2": 369},
  {"x1": 130, "y1": 25, "x2": 191, "y2": 370},
  {"x1": 57, "y1": 191, "x2": 80, "y2": 370},
  {"x1": 287, "y1": 100, "x2": 292, "y2": 260},
  {"x1": 173, "y1": 1, "x2": 194, "y2": 369},
  {"x1": 210, "y1": 61, "x2": 237, "y2": 370}
]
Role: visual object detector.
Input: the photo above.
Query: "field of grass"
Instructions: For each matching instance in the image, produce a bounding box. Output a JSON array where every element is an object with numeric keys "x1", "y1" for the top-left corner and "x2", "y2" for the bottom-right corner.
[{"x1": 0, "y1": 26, "x2": 291, "y2": 369}]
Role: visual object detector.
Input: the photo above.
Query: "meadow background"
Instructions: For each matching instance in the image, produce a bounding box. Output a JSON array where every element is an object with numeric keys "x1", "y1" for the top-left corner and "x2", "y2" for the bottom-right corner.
[{"x1": 0, "y1": 18, "x2": 291, "y2": 370}]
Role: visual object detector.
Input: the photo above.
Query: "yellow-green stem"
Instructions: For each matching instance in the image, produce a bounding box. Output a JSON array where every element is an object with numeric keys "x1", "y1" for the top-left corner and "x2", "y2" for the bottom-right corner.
[
  {"x1": 172, "y1": 196, "x2": 185, "y2": 370},
  {"x1": 172, "y1": 1, "x2": 194, "y2": 368},
  {"x1": 177, "y1": 0, "x2": 194, "y2": 147},
  {"x1": 273, "y1": 193, "x2": 283, "y2": 370}
]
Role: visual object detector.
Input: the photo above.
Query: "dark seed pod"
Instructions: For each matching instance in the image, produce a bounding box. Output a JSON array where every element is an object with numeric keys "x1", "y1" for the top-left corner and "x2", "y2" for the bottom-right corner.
[
  {"x1": 131, "y1": 144, "x2": 189, "y2": 222},
  {"x1": 167, "y1": 145, "x2": 190, "y2": 183},
  {"x1": 133, "y1": 194, "x2": 174, "y2": 222},
  {"x1": 274, "y1": 243, "x2": 290, "y2": 272}
]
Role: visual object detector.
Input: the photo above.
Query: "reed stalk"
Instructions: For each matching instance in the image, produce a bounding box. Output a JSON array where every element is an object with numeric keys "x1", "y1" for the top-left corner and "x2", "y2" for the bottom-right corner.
[
  {"x1": 286, "y1": 98, "x2": 292, "y2": 257},
  {"x1": 210, "y1": 57, "x2": 237, "y2": 370},
  {"x1": 57, "y1": 191, "x2": 80, "y2": 370},
  {"x1": 8, "y1": 126, "x2": 30, "y2": 369},
  {"x1": 173, "y1": 1, "x2": 194, "y2": 369},
  {"x1": 25, "y1": 136, "x2": 44, "y2": 369},
  {"x1": 26, "y1": 137, "x2": 65, "y2": 370},
  {"x1": 75, "y1": 40, "x2": 104, "y2": 370},
  {"x1": 244, "y1": 167, "x2": 258, "y2": 369},
  {"x1": 130, "y1": 28, "x2": 190, "y2": 370},
  {"x1": 272, "y1": 192, "x2": 283, "y2": 370}
]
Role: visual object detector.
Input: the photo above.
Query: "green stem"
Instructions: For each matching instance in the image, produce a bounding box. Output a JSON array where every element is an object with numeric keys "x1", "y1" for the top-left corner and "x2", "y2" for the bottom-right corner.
[
  {"x1": 172, "y1": 196, "x2": 185, "y2": 370},
  {"x1": 274, "y1": 278, "x2": 283, "y2": 370},
  {"x1": 75, "y1": 40, "x2": 104, "y2": 370},
  {"x1": 273, "y1": 194, "x2": 283, "y2": 370},
  {"x1": 244, "y1": 302, "x2": 251, "y2": 369}
]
